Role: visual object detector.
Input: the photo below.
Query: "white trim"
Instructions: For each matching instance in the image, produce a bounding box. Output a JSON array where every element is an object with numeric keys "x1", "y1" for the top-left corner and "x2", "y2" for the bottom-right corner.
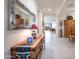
[{"x1": 56, "y1": 0, "x2": 66, "y2": 16}]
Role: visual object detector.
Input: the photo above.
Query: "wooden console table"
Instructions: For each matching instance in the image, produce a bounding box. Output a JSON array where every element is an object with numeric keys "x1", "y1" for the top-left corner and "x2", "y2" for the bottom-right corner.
[{"x1": 11, "y1": 35, "x2": 44, "y2": 59}]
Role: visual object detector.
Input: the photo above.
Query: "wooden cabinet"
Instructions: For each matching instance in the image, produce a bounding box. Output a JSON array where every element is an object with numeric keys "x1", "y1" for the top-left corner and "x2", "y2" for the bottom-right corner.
[{"x1": 64, "y1": 20, "x2": 75, "y2": 38}]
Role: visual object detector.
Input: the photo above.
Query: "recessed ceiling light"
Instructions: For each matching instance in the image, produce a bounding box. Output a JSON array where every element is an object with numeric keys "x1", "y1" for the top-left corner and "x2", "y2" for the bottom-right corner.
[{"x1": 48, "y1": 8, "x2": 52, "y2": 11}]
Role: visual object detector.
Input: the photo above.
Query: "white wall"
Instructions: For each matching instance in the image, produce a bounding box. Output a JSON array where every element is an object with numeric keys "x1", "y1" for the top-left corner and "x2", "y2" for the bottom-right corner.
[
  {"x1": 55, "y1": 17, "x2": 59, "y2": 37},
  {"x1": 37, "y1": 10, "x2": 43, "y2": 34},
  {"x1": 4, "y1": 0, "x2": 37, "y2": 59}
]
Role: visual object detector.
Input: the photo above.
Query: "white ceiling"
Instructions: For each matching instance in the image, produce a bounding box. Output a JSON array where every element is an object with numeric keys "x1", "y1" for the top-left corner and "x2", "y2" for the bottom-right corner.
[{"x1": 36, "y1": 0, "x2": 75, "y2": 16}]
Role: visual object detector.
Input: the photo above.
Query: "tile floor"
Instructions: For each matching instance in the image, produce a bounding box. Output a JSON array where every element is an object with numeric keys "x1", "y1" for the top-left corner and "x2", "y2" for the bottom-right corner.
[{"x1": 38, "y1": 30, "x2": 75, "y2": 59}]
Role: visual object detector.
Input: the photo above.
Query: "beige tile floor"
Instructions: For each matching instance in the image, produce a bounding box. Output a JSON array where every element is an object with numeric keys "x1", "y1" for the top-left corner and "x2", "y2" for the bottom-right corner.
[{"x1": 38, "y1": 30, "x2": 75, "y2": 59}]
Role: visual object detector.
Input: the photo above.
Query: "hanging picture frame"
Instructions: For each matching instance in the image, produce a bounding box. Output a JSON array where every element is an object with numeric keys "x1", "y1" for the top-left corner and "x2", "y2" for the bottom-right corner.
[{"x1": 8, "y1": 0, "x2": 36, "y2": 30}]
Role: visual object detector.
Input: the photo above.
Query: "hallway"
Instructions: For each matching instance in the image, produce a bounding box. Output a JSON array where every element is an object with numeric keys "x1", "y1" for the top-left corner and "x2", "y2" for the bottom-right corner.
[
  {"x1": 4, "y1": 0, "x2": 75, "y2": 59},
  {"x1": 38, "y1": 30, "x2": 75, "y2": 59}
]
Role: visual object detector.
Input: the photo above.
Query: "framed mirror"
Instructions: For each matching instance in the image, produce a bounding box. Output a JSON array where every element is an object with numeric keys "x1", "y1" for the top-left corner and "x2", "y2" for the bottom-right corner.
[{"x1": 8, "y1": 0, "x2": 36, "y2": 30}]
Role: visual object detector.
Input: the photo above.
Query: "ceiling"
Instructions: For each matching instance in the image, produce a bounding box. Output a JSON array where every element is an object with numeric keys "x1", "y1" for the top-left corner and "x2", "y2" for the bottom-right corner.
[{"x1": 36, "y1": 0, "x2": 75, "y2": 17}]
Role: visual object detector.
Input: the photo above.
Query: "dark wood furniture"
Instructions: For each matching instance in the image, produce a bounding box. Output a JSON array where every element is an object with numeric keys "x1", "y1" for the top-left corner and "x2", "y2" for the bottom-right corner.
[
  {"x1": 11, "y1": 35, "x2": 44, "y2": 59},
  {"x1": 64, "y1": 19, "x2": 75, "y2": 42},
  {"x1": 64, "y1": 20, "x2": 75, "y2": 38},
  {"x1": 69, "y1": 24, "x2": 75, "y2": 43}
]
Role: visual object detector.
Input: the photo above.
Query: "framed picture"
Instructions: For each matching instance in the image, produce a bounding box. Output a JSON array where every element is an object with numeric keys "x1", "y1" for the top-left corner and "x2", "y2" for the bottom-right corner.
[{"x1": 8, "y1": 0, "x2": 36, "y2": 30}]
